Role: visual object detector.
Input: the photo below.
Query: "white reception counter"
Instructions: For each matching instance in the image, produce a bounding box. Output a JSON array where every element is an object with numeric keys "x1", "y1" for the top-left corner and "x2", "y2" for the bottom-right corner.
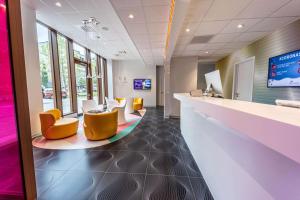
[{"x1": 174, "y1": 93, "x2": 300, "y2": 200}]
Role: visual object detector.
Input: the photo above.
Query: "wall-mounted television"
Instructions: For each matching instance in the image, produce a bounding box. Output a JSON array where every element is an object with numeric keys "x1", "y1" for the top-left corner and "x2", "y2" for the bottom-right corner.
[
  {"x1": 133, "y1": 79, "x2": 151, "y2": 90},
  {"x1": 268, "y1": 49, "x2": 300, "y2": 87}
]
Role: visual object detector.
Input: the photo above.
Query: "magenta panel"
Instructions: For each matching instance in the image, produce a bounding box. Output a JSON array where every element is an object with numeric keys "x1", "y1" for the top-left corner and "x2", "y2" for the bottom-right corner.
[{"x1": 0, "y1": 0, "x2": 25, "y2": 199}]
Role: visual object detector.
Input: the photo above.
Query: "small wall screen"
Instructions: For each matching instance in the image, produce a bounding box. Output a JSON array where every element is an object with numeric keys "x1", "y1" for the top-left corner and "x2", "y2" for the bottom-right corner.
[
  {"x1": 268, "y1": 49, "x2": 300, "y2": 87},
  {"x1": 133, "y1": 79, "x2": 151, "y2": 90}
]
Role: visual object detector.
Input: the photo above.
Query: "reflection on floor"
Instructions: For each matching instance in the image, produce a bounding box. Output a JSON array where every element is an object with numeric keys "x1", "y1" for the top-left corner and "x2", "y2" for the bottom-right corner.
[{"x1": 33, "y1": 107, "x2": 214, "y2": 200}]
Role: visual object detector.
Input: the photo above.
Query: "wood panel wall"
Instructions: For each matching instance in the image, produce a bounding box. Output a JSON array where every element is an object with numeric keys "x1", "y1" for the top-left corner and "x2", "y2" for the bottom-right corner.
[{"x1": 217, "y1": 19, "x2": 300, "y2": 104}]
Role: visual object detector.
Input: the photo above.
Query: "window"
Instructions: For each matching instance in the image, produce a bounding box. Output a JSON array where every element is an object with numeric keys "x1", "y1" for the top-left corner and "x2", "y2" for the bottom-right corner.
[
  {"x1": 100, "y1": 57, "x2": 105, "y2": 102},
  {"x1": 75, "y1": 63, "x2": 87, "y2": 113},
  {"x1": 37, "y1": 23, "x2": 55, "y2": 111},
  {"x1": 91, "y1": 52, "x2": 99, "y2": 103},
  {"x1": 36, "y1": 22, "x2": 108, "y2": 114},
  {"x1": 57, "y1": 34, "x2": 72, "y2": 114},
  {"x1": 73, "y1": 43, "x2": 86, "y2": 61}
]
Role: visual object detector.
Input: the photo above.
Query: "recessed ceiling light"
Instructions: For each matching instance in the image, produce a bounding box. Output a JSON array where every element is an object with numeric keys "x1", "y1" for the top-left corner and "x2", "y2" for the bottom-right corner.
[
  {"x1": 237, "y1": 24, "x2": 244, "y2": 29},
  {"x1": 185, "y1": 28, "x2": 190, "y2": 33},
  {"x1": 205, "y1": 51, "x2": 209, "y2": 54},
  {"x1": 55, "y1": 2, "x2": 62, "y2": 7},
  {"x1": 128, "y1": 14, "x2": 134, "y2": 19}
]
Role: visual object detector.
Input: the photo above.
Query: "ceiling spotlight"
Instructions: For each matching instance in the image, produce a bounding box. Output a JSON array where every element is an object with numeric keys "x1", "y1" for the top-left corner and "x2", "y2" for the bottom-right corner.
[
  {"x1": 102, "y1": 27, "x2": 109, "y2": 31},
  {"x1": 82, "y1": 19, "x2": 89, "y2": 25},
  {"x1": 205, "y1": 51, "x2": 209, "y2": 54},
  {"x1": 88, "y1": 17, "x2": 95, "y2": 23},
  {"x1": 119, "y1": 50, "x2": 127, "y2": 54},
  {"x1": 88, "y1": 17, "x2": 99, "y2": 25},
  {"x1": 82, "y1": 17, "x2": 100, "y2": 27},
  {"x1": 185, "y1": 28, "x2": 190, "y2": 33},
  {"x1": 237, "y1": 24, "x2": 244, "y2": 29},
  {"x1": 128, "y1": 14, "x2": 134, "y2": 19},
  {"x1": 55, "y1": 2, "x2": 62, "y2": 7}
]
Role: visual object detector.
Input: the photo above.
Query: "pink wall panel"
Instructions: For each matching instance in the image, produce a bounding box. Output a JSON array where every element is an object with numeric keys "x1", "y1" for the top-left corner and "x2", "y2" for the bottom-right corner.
[{"x1": 0, "y1": 0, "x2": 25, "y2": 199}]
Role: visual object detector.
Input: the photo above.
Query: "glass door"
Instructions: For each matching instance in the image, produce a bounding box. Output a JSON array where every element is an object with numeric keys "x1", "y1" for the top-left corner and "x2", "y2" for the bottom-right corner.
[
  {"x1": 75, "y1": 63, "x2": 88, "y2": 114},
  {"x1": 90, "y1": 52, "x2": 99, "y2": 104}
]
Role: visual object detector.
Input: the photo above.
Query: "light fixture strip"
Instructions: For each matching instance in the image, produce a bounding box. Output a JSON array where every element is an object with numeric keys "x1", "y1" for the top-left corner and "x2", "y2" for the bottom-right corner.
[{"x1": 165, "y1": 0, "x2": 176, "y2": 57}]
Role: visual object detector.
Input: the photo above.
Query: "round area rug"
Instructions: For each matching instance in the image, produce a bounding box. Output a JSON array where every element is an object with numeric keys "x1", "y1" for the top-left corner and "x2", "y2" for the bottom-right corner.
[{"x1": 32, "y1": 109, "x2": 146, "y2": 150}]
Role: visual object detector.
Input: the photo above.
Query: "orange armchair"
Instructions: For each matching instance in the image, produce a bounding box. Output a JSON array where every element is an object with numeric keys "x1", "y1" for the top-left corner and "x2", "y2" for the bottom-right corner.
[
  {"x1": 39, "y1": 109, "x2": 79, "y2": 139},
  {"x1": 83, "y1": 109, "x2": 118, "y2": 140},
  {"x1": 133, "y1": 98, "x2": 143, "y2": 111}
]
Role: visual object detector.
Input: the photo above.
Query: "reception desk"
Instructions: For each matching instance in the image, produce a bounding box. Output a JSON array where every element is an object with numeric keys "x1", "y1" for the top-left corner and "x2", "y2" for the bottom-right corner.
[{"x1": 174, "y1": 93, "x2": 300, "y2": 200}]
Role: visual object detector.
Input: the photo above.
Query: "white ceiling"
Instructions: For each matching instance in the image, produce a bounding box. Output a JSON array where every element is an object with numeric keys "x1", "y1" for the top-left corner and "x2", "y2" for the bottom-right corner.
[
  {"x1": 22, "y1": 0, "x2": 142, "y2": 61},
  {"x1": 174, "y1": 0, "x2": 300, "y2": 62},
  {"x1": 109, "y1": 0, "x2": 170, "y2": 66},
  {"x1": 22, "y1": 0, "x2": 300, "y2": 65}
]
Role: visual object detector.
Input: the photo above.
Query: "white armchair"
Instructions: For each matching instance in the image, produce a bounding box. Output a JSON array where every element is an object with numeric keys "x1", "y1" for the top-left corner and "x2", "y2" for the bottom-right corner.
[
  {"x1": 105, "y1": 97, "x2": 118, "y2": 111},
  {"x1": 112, "y1": 100, "x2": 127, "y2": 125},
  {"x1": 125, "y1": 97, "x2": 134, "y2": 114},
  {"x1": 82, "y1": 100, "x2": 102, "y2": 113}
]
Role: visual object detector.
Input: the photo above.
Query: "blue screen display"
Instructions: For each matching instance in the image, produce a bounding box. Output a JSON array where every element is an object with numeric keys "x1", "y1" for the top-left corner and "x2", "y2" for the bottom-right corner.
[
  {"x1": 268, "y1": 49, "x2": 300, "y2": 87},
  {"x1": 134, "y1": 79, "x2": 151, "y2": 90}
]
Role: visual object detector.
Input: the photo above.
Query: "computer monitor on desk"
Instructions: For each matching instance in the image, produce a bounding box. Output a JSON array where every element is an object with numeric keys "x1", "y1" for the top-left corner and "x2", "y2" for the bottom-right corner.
[{"x1": 204, "y1": 70, "x2": 223, "y2": 97}]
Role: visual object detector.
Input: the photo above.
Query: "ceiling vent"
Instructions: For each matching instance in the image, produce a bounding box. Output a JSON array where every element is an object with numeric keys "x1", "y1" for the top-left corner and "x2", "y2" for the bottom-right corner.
[{"x1": 190, "y1": 35, "x2": 214, "y2": 44}]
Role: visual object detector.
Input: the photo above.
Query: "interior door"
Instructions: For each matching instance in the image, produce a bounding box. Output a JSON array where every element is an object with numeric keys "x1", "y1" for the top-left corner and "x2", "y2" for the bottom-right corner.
[
  {"x1": 75, "y1": 63, "x2": 88, "y2": 114},
  {"x1": 233, "y1": 57, "x2": 255, "y2": 101},
  {"x1": 159, "y1": 69, "x2": 165, "y2": 106},
  {"x1": 157, "y1": 66, "x2": 164, "y2": 106}
]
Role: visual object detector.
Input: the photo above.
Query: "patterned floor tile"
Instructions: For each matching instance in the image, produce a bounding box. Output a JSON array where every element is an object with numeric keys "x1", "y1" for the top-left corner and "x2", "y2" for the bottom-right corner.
[
  {"x1": 71, "y1": 150, "x2": 118, "y2": 172},
  {"x1": 107, "y1": 151, "x2": 149, "y2": 173},
  {"x1": 190, "y1": 177, "x2": 214, "y2": 200},
  {"x1": 148, "y1": 152, "x2": 188, "y2": 176},
  {"x1": 34, "y1": 107, "x2": 213, "y2": 200},
  {"x1": 89, "y1": 173, "x2": 145, "y2": 200},
  {"x1": 38, "y1": 171, "x2": 104, "y2": 200},
  {"x1": 143, "y1": 175, "x2": 194, "y2": 200}
]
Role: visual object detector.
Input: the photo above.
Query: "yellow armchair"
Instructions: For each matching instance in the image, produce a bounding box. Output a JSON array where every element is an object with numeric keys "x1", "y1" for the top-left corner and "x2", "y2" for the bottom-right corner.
[
  {"x1": 39, "y1": 109, "x2": 79, "y2": 140},
  {"x1": 115, "y1": 97, "x2": 126, "y2": 104},
  {"x1": 84, "y1": 109, "x2": 118, "y2": 140},
  {"x1": 133, "y1": 98, "x2": 143, "y2": 111}
]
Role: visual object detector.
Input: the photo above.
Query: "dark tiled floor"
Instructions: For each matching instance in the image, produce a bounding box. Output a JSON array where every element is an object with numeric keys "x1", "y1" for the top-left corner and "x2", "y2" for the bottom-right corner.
[{"x1": 33, "y1": 107, "x2": 214, "y2": 200}]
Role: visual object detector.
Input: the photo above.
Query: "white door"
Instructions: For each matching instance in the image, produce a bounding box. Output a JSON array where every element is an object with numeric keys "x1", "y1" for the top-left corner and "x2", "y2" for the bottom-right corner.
[{"x1": 233, "y1": 57, "x2": 255, "y2": 101}]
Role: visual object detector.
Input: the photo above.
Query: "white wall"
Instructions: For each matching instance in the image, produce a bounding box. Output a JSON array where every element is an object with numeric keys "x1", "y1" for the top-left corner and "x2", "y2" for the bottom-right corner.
[
  {"x1": 170, "y1": 56, "x2": 198, "y2": 116},
  {"x1": 21, "y1": 2, "x2": 43, "y2": 136},
  {"x1": 112, "y1": 60, "x2": 156, "y2": 107},
  {"x1": 164, "y1": 62, "x2": 171, "y2": 117}
]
